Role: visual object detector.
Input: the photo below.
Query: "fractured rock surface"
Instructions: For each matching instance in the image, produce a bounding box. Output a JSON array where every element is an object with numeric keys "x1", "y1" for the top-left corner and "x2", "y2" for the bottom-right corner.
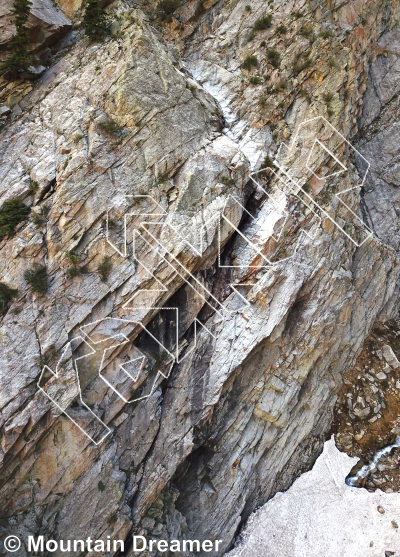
[{"x1": 0, "y1": 1, "x2": 400, "y2": 556}]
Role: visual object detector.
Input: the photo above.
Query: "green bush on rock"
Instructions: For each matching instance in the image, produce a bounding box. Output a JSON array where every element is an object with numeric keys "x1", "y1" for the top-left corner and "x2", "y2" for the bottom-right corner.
[
  {"x1": 82, "y1": 0, "x2": 108, "y2": 41},
  {"x1": 24, "y1": 265, "x2": 48, "y2": 295},
  {"x1": 253, "y1": 15, "x2": 272, "y2": 31},
  {"x1": 242, "y1": 55, "x2": 258, "y2": 70},
  {"x1": 0, "y1": 0, "x2": 32, "y2": 78},
  {"x1": 0, "y1": 198, "x2": 30, "y2": 238},
  {"x1": 97, "y1": 256, "x2": 112, "y2": 282},
  {"x1": 0, "y1": 283, "x2": 18, "y2": 316}
]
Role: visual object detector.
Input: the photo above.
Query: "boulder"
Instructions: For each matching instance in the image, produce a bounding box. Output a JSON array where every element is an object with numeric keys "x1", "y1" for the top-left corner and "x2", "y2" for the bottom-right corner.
[{"x1": 382, "y1": 345, "x2": 400, "y2": 370}]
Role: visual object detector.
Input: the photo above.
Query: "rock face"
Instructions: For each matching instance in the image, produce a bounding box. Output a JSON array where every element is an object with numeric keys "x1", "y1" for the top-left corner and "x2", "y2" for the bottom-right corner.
[
  {"x1": 0, "y1": 0, "x2": 72, "y2": 51},
  {"x1": 334, "y1": 21, "x2": 400, "y2": 495},
  {"x1": 0, "y1": 1, "x2": 400, "y2": 556},
  {"x1": 358, "y1": 26, "x2": 400, "y2": 250},
  {"x1": 0, "y1": 0, "x2": 72, "y2": 111}
]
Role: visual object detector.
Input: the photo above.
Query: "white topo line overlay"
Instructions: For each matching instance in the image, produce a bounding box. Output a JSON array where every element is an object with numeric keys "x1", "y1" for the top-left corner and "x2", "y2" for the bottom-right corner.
[{"x1": 38, "y1": 117, "x2": 373, "y2": 445}]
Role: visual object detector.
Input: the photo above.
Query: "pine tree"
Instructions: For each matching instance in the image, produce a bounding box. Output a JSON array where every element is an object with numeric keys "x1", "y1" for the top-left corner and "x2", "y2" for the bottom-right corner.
[
  {"x1": 82, "y1": 0, "x2": 108, "y2": 41},
  {"x1": 0, "y1": 0, "x2": 32, "y2": 78}
]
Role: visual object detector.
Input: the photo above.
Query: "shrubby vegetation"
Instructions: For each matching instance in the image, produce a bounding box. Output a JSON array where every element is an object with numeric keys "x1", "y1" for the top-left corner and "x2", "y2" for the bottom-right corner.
[
  {"x1": 261, "y1": 156, "x2": 274, "y2": 169},
  {"x1": 299, "y1": 24, "x2": 314, "y2": 40},
  {"x1": 24, "y1": 265, "x2": 48, "y2": 295},
  {"x1": 266, "y1": 48, "x2": 280, "y2": 68},
  {"x1": 99, "y1": 119, "x2": 123, "y2": 134},
  {"x1": 97, "y1": 256, "x2": 112, "y2": 282},
  {"x1": 293, "y1": 54, "x2": 312, "y2": 75},
  {"x1": 253, "y1": 15, "x2": 272, "y2": 31},
  {"x1": 32, "y1": 205, "x2": 50, "y2": 228},
  {"x1": 0, "y1": 198, "x2": 30, "y2": 238},
  {"x1": 82, "y1": 0, "x2": 108, "y2": 41},
  {"x1": 0, "y1": 0, "x2": 32, "y2": 78},
  {"x1": 65, "y1": 250, "x2": 88, "y2": 278},
  {"x1": 242, "y1": 55, "x2": 258, "y2": 70},
  {"x1": 0, "y1": 283, "x2": 18, "y2": 316}
]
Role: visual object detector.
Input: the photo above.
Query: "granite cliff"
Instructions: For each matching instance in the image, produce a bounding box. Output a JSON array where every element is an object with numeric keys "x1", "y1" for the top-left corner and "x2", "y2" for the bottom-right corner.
[{"x1": 0, "y1": 0, "x2": 400, "y2": 556}]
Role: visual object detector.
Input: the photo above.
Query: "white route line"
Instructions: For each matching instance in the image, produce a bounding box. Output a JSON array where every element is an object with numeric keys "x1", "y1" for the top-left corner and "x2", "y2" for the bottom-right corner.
[
  {"x1": 306, "y1": 138, "x2": 347, "y2": 179},
  {"x1": 267, "y1": 115, "x2": 373, "y2": 247},
  {"x1": 38, "y1": 338, "x2": 112, "y2": 445},
  {"x1": 120, "y1": 355, "x2": 147, "y2": 382},
  {"x1": 39, "y1": 116, "x2": 375, "y2": 445},
  {"x1": 138, "y1": 227, "x2": 229, "y2": 318}
]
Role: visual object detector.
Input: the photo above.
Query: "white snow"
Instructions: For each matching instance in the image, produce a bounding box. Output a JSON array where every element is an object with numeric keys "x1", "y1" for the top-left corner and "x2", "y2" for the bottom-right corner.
[
  {"x1": 225, "y1": 437, "x2": 400, "y2": 557},
  {"x1": 184, "y1": 60, "x2": 272, "y2": 171}
]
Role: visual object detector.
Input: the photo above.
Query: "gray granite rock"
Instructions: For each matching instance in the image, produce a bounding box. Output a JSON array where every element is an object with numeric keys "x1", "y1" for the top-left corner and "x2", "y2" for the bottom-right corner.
[{"x1": 0, "y1": 1, "x2": 400, "y2": 556}]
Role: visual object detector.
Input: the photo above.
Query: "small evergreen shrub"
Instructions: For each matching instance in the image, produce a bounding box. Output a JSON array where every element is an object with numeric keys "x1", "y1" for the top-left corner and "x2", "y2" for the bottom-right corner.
[
  {"x1": 0, "y1": 283, "x2": 18, "y2": 316},
  {"x1": 107, "y1": 512, "x2": 117, "y2": 524},
  {"x1": 0, "y1": 198, "x2": 30, "y2": 238},
  {"x1": 73, "y1": 133, "x2": 84, "y2": 143},
  {"x1": 242, "y1": 55, "x2": 258, "y2": 70},
  {"x1": 32, "y1": 204, "x2": 50, "y2": 228},
  {"x1": 320, "y1": 30, "x2": 332, "y2": 39},
  {"x1": 65, "y1": 250, "x2": 79, "y2": 266},
  {"x1": 65, "y1": 250, "x2": 88, "y2": 278},
  {"x1": 24, "y1": 265, "x2": 48, "y2": 295},
  {"x1": 253, "y1": 14, "x2": 272, "y2": 31},
  {"x1": 67, "y1": 266, "x2": 88, "y2": 278},
  {"x1": 99, "y1": 119, "x2": 123, "y2": 134},
  {"x1": 32, "y1": 212, "x2": 45, "y2": 228},
  {"x1": 82, "y1": 0, "x2": 108, "y2": 41},
  {"x1": 29, "y1": 180, "x2": 39, "y2": 193},
  {"x1": 276, "y1": 24, "x2": 287, "y2": 34},
  {"x1": 0, "y1": 0, "x2": 32, "y2": 78},
  {"x1": 261, "y1": 156, "x2": 274, "y2": 169},
  {"x1": 266, "y1": 48, "x2": 280, "y2": 67},
  {"x1": 97, "y1": 255, "x2": 112, "y2": 282},
  {"x1": 249, "y1": 76, "x2": 261, "y2": 85},
  {"x1": 221, "y1": 176, "x2": 235, "y2": 186},
  {"x1": 323, "y1": 91, "x2": 333, "y2": 103},
  {"x1": 35, "y1": 344, "x2": 57, "y2": 368},
  {"x1": 259, "y1": 95, "x2": 268, "y2": 107}
]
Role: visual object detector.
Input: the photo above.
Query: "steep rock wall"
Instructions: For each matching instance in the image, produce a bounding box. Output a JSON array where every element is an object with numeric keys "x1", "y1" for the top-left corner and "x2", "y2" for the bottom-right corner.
[{"x1": 0, "y1": 1, "x2": 399, "y2": 556}]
